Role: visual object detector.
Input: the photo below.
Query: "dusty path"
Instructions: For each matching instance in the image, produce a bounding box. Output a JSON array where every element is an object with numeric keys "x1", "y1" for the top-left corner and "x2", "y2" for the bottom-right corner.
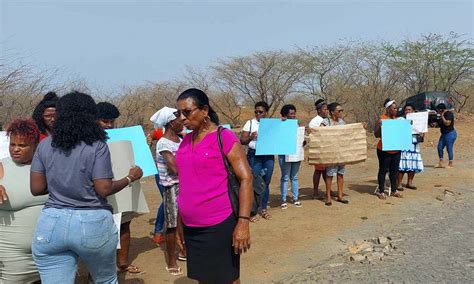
[{"x1": 121, "y1": 120, "x2": 473, "y2": 283}]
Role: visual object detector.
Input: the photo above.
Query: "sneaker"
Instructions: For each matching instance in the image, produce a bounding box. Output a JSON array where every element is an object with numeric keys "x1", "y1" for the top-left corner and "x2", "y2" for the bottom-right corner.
[
  {"x1": 293, "y1": 201, "x2": 302, "y2": 208},
  {"x1": 280, "y1": 203, "x2": 288, "y2": 210}
]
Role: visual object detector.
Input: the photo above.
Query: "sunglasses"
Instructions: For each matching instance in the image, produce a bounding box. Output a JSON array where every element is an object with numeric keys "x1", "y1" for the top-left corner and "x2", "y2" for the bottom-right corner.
[
  {"x1": 337, "y1": 109, "x2": 344, "y2": 113},
  {"x1": 174, "y1": 107, "x2": 199, "y2": 118},
  {"x1": 254, "y1": 110, "x2": 265, "y2": 115}
]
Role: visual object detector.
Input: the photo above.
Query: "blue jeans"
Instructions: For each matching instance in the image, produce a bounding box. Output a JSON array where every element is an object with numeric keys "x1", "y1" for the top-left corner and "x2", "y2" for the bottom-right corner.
[
  {"x1": 437, "y1": 130, "x2": 457, "y2": 161},
  {"x1": 32, "y1": 208, "x2": 118, "y2": 284},
  {"x1": 278, "y1": 155, "x2": 301, "y2": 202},
  {"x1": 154, "y1": 174, "x2": 165, "y2": 234},
  {"x1": 247, "y1": 149, "x2": 274, "y2": 210}
]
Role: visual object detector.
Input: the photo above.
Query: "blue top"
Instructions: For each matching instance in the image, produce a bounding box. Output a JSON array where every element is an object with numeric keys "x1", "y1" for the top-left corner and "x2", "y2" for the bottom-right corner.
[{"x1": 31, "y1": 137, "x2": 114, "y2": 211}]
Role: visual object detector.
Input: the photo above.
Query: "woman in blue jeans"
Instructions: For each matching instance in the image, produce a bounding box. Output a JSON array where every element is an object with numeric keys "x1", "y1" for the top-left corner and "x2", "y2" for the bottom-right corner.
[
  {"x1": 30, "y1": 92, "x2": 143, "y2": 284},
  {"x1": 278, "y1": 104, "x2": 304, "y2": 209},
  {"x1": 434, "y1": 103, "x2": 457, "y2": 168},
  {"x1": 241, "y1": 101, "x2": 274, "y2": 221}
]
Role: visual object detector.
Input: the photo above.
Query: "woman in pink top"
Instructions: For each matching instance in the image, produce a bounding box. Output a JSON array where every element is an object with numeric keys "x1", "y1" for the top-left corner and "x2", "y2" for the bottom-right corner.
[{"x1": 175, "y1": 88, "x2": 253, "y2": 284}]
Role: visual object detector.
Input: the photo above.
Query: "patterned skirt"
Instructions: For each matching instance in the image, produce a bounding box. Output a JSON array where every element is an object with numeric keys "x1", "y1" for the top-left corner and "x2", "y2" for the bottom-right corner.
[{"x1": 399, "y1": 142, "x2": 423, "y2": 173}]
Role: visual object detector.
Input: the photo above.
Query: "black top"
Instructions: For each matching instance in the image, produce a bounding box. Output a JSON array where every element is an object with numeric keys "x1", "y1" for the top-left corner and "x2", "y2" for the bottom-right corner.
[{"x1": 439, "y1": 111, "x2": 455, "y2": 134}]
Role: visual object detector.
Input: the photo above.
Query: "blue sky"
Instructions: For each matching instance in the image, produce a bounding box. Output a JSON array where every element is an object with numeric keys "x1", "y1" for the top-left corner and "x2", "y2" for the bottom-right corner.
[{"x1": 1, "y1": 0, "x2": 472, "y2": 90}]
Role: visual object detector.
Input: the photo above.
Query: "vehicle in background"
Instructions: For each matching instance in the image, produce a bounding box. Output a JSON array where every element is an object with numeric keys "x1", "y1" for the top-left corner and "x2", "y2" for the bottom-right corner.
[{"x1": 398, "y1": 91, "x2": 455, "y2": 126}]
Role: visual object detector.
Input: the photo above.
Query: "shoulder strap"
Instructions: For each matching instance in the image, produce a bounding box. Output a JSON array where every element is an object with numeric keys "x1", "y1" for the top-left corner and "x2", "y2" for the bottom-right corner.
[{"x1": 217, "y1": 127, "x2": 232, "y2": 174}]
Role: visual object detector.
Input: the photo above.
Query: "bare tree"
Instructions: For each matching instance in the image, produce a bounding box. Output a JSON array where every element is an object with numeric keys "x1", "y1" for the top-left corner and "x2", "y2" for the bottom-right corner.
[{"x1": 212, "y1": 51, "x2": 301, "y2": 116}]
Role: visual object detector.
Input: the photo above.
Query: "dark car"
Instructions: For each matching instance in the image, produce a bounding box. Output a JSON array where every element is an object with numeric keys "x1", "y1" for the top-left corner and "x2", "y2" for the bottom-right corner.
[{"x1": 398, "y1": 91, "x2": 455, "y2": 125}]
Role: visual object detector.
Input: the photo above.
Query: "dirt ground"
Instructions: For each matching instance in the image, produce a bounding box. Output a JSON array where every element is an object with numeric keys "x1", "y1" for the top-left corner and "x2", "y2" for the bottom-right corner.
[{"x1": 121, "y1": 117, "x2": 473, "y2": 284}]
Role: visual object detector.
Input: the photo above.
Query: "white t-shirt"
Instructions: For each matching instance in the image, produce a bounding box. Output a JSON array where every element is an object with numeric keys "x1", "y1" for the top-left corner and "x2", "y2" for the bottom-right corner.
[
  {"x1": 242, "y1": 118, "x2": 259, "y2": 149},
  {"x1": 309, "y1": 115, "x2": 325, "y2": 129}
]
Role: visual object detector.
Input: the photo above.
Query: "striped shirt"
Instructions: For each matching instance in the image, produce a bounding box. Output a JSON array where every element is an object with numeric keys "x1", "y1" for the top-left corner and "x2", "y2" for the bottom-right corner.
[{"x1": 156, "y1": 137, "x2": 181, "y2": 187}]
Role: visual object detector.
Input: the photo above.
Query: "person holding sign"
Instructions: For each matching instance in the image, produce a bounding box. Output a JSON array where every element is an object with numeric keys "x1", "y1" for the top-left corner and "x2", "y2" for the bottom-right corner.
[
  {"x1": 32, "y1": 92, "x2": 59, "y2": 141},
  {"x1": 435, "y1": 103, "x2": 457, "y2": 168},
  {"x1": 323, "y1": 103, "x2": 349, "y2": 206},
  {"x1": 278, "y1": 104, "x2": 303, "y2": 209},
  {"x1": 175, "y1": 88, "x2": 253, "y2": 283},
  {"x1": 30, "y1": 92, "x2": 143, "y2": 283},
  {"x1": 96, "y1": 102, "x2": 143, "y2": 275},
  {"x1": 308, "y1": 99, "x2": 329, "y2": 200},
  {"x1": 240, "y1": 101, "x2": 274, "y2": 220},
  {"x1": 0, "y1": 119, "x2": 46, "y2": 283},
  {"x1": 374, "y1": 99, "x2": 402, "y2": 199},
  {"x1": 397, "y1": 104, "x2": 424, "y2": 190}
]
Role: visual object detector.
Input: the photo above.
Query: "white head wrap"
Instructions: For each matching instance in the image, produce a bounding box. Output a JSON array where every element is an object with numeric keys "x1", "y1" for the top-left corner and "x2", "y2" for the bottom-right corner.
[
  {"x1": 150, "y1": 107, "x2": 177, "y2": 129},
  {"x1": 385, "y1": 100, "x2": 395, "y2": 109}
]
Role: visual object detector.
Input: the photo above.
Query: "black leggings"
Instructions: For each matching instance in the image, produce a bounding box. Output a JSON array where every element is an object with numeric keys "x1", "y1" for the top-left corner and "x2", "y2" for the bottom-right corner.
[{"x1": 377, "y1": 149, "x2": 401, "y2": 193}]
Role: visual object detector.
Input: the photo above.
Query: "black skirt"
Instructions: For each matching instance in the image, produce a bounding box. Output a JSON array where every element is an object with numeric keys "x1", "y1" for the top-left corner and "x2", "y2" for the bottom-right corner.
[{"x1": 183, "y1": 214, "x2": 240, "y2": 283}]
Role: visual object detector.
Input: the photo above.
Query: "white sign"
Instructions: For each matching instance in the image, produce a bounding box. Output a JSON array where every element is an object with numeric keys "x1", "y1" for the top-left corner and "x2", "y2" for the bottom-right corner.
[
  {"x1": 0, "y1": 132, "x2": 10, "y2": 159},
  {"x1": 285, "y1": 127, "x2": 305, "y2": 162},
  {"x1": 406, "y1": 111, "x2": 429, "y2": 134}
]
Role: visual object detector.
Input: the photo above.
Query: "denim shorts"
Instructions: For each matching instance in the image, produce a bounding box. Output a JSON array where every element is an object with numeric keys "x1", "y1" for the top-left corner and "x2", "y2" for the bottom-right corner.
[{"x1": 326, "y1": 165, "x2": 345, "y2": 176}]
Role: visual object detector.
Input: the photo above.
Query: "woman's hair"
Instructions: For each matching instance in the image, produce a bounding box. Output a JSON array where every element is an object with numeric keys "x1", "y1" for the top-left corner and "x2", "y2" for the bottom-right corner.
[
  {"x1": 52, "y1": 91, "x2": 107, "y2": 151},
  {"x1": 97, "y1": 102, "x2": 120, "y2": 120},
  {"x1": 327, "y1": 102, "x2": 340, "y2": 114},
  {"x1": 32, "y1": 91, "x2": 59, "y2": 134},
  {"x1": 255, "y1": 101, "x2": 270, "y2": 112},
  {"x1": 177, "y1": 88, "x2": 219, "y2": 125},
  {"x1": 404, "y1": 104, "x2": 416, "y2": 112},
  {"x1": 6, "y1": 118, "x2": 40, "y2": 145},
  {"x1": 315, "y1": 99, "x2": 326, "y2": 110},
  {"x1": 280, "y1": 104, "x2": 296, "y2": 117},
  {"x1": 436, "y1": 103, "x2": 447, "y2": 110}
]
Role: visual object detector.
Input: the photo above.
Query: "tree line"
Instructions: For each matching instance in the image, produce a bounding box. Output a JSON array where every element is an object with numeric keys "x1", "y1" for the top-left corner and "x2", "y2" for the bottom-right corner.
[{"x1": 1, "y1": 33, "x2": 472, "y2": 130}]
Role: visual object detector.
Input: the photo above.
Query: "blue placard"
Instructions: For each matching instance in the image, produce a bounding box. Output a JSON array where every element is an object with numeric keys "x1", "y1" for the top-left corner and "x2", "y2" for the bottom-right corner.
[
  {"x1": 255, "y1": 118, "x2": 298, "y2": 155},
  {"x1": 106, "y1": 126, "x2": 158, "y2": 177},
  {"x1": 381, "y1": 120, "x2": 412, "y2": 151}
]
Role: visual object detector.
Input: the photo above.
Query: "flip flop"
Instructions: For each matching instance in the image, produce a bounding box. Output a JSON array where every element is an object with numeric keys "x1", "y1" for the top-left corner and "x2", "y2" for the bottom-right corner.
[
  {"x1": 117, "y1": 264, "x2": 145, "y2": 275},
  {"x1": 336, "y1": 198, "x2": 349, "y2": 204},
  {"x1": 376, "y1": 192, "x2": 387, "y2": 200},
  {"x1": 406, "y1": 185, "x2": 417, "y2": 190},
  {"x1": 260, "y1": 209, "x2": 272, "y2": 220},
  {"x1": 165, "y1": 266, "x2": 183, "y2": 276},
  {"x1": 392, "y1": 192, "x2": 403, "y2": 198},
  {"x1": 250, "y1": 215, "x2": 259, "y2": 223},
  {"x1": 325, "y1": 200, "x2": 332, "y2": 206},
  {"x1": 178, "y1": 254, "x2": 187, "y2": 261}
]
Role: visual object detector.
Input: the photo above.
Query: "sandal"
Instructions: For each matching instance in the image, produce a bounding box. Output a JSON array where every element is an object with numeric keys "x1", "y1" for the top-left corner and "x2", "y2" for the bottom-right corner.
[
  {"x1": 325, "y1": 200, "x2": 332, "y2": 206},
  {"x1": 392, "y1": 192, "x2": 403, "y2": 198},
  {"x1": 406, "y1": 184, "x2": 417, "y2": 190},
  {"x1": 165, "y1": 266, "x2": 183, "y2": 276},
  {"x1": 260, "y1": 209, "x2": 272, "y2": 220},
  {"x1": 280, "y1": 203, "x2": 288, "y2": 210},
  {"x1": 376, "y1": 192, "x2": 387, "y2": 200},
  {"x1": 178, "y1": 253, "x2": 187, "y2": 261},
  {"x1": 336, "y1": 198, "x2": 349, "y2": 204},
  {"x1": 250, "y1": 215, "x2": 259, "y2": 223},
  {"x1": 117, "y1": 264, "x2": 144, "y2": 275}
]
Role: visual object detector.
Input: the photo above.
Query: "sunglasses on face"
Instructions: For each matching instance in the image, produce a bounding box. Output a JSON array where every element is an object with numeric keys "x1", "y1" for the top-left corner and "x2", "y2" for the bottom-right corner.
[
  {"x1": 254, "y1": 110, "x2": 264, "y2": 115},
  {"x1": 337, "y1": 109, "x2": 344, "y2": 113},
  {"x1": 174, "y1": 107, "x2": 199, "y2": 118}
]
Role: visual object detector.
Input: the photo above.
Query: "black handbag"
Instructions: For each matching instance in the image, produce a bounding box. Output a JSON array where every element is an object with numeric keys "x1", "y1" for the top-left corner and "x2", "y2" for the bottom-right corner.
[{"x1": 217, "y1": 127, "x2": 265, "y2": 218}]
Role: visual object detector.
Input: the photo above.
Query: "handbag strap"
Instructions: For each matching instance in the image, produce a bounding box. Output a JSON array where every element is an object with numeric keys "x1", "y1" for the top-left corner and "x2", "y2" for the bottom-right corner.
[{"x1": 217, "y1": 127, "x2": 232, "y2": 174}]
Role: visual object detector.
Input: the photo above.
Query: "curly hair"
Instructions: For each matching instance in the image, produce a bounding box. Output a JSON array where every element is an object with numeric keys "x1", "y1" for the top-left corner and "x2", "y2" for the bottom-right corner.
[
  {"x1": 97, "y1": 102, "x2": 120, "y2": 120},
  {"x1": 52, "y1": 91, "x2": 107, "y2": 151},
  {"x1": 32, "y1": 91, "x2": 59, "y2": 134},
  {"x1": 280, "y1": 104, "x2": 296, "y2": 117},
  {"x1": 6, "y1": 118, "x2": 40, "y2": 145}
]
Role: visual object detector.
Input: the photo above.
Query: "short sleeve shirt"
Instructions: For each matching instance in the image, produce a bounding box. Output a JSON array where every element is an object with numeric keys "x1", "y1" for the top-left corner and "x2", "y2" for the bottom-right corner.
[
  {"x1": 439, "y1": 111, "x2": 455, "y2": 134},
  {"x1": 242, "y1": 119, "x2": 259, "y2": 149},
  {"x1": 31, "y1": 137, "x2": 114, "y2": 211},
  {"x1": 309, "y1": 115, "x2": 324, "y2": 129},
  {"x1": 176, "y1": 129, "x2": 238, "y2": 227},
  {"x1": 156, "y1": 137, "x2": 181, "y2": 187}
]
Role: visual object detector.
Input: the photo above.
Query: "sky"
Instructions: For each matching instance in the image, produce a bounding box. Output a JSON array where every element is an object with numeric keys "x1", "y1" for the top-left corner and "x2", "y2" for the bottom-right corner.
[{"x1": 1, "y1": 0, "x2": 473, "y2": 91}]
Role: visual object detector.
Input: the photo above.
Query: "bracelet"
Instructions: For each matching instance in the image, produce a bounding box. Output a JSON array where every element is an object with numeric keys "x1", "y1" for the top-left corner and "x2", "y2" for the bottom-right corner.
[
  {"x1": 238, "y1": 216, "x2": 251, "y2": 221},
  {"x1": 125, "y1": 176, "x2": 132, "y2": 186}
]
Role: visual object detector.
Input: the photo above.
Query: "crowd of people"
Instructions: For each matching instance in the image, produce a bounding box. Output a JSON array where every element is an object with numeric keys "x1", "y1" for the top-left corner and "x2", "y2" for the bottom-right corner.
[{"x1": 0, "y1": 88, "x2": 458, "y2": 283}]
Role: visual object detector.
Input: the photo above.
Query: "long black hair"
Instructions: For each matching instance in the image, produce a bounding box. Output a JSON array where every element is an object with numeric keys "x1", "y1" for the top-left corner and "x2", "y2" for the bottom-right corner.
[
  {"x1": 52, "y1": 91, "x2": 107, "y2": 151},
  {"x1": 177, "y1": 88, "x2": 220, "y2": 125},
  {"x1": 32, "y1": 91, "x2": 59, "y2": 134}
]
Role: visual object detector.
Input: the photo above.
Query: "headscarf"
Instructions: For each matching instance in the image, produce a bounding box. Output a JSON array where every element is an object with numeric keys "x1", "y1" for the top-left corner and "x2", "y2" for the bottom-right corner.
[{"x1": 150, "y1": 107, "x2": 177, "y2": 129}]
